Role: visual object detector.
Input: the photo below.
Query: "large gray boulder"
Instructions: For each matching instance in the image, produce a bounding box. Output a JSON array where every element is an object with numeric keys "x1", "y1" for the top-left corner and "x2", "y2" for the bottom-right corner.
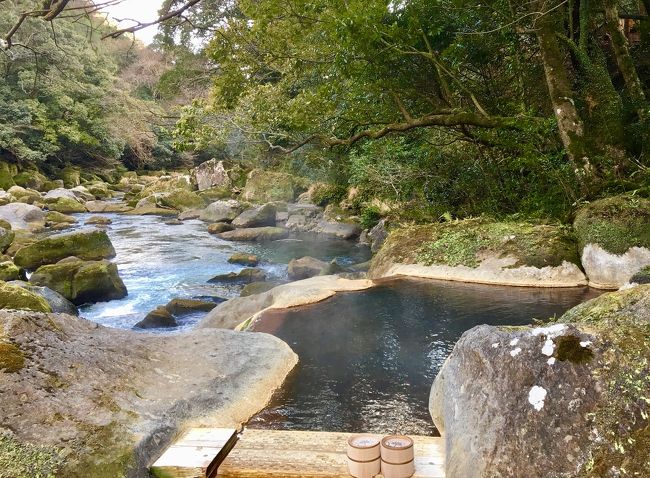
[
  {"x1": 199, "y1": 199, "x2": 244, "y2": 223},
  {"x1": 314, "y1": 220, "x2": 362, "y2": 239},
  {"x1": 430, "y1": 285, "x2": 650, "y2": 478},
  {"x1": 14, "y1": 229, "x2": 115, "y2": 269},
  {"x1": 0, "y1": 310, "x2": 297, "y2": 477},
  {"x1": 0, "y1": 203, "x2": 45, "y2": 231},
  {"x1": 193, "y1": 159, "x2": 231, "y2": 191},
  {"x1": 288, "y1": 256, "x2": 331, "y2": 280},
  {"x1": 232, "y1": 203, "x2": 277, "y2": 228},
  {"x1": 217, "y1": 226, "x2": 289, "y2": 242}
]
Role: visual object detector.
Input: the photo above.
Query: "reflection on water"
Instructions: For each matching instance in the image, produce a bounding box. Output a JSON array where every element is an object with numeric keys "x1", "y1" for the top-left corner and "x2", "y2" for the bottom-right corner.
[
  {"x1": 250, "y1": 278, "x2": 602, "y2": 435},
  {"x1": 65, "y1": 213, "x2": 369, "y2": 330}
]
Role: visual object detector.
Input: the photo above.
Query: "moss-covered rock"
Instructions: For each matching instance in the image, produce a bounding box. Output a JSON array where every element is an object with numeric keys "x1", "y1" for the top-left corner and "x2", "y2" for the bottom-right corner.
[
  {"x1": 158, "y1": 189, "x2": 205, "y2": 211},
  {"x1": 630, "y1": 265, "x2": 650, "y2": 284},
  {"x1": 14, "y1": 229, "x2": 115, "y2": 269},
  {"x1": 7, "y1": 186, "x2": 41, "y2": 204},
  {"x1": 59, "y1": 166, "x2": 81, "y2": 188},
  {"x1": 0, "y1": 203, "x2": 45, "y2": 231},
  {"x1": 12, "y1": 171, "x2": 49, "y2": 191},
  {"x1": 134, "y1": 306, "x2": 177, "y2": 329},
  {"x1": 574, "y1": 195, "x2": 650, "y2": 254},
  {"x1": 217, "y1": 226, "x2": 289, "y2": 242},
  {"x1": 0, "y1": 262, "x2": 25, "y2": 281},
  {"x1": 370, "y1": 219, "x2": 583, "y2": 286},
  {"x1": 45, "y1": 211, "x2": 77, "y2": 226},
  {"x1": 45, "y1": 197, "x2": 87, "y2": 214},
  {"x1": 431, "y1": 285, "x2": 650, "y2": 478},
  {"x1": 30, "y1": 259, "x2": 127, "y2": 305},
  {"x1": 207, "y1": 222, "x2": 234, "y2": 234},
  {"x1": 0, "y1": 162, "x2": 18, "y2": 189},
  {"x1": 242, "y1": 170, "x2": 299, "y2": 203},
  {"x1": 0, "y1": 226, "x2": 14, "y2": 253},
  {"x1": 0, "y1": 282, "x2": 52, "y2": 312},
  {"x1": 86, "y1": 182, "x2": 112, "y2": 199}
]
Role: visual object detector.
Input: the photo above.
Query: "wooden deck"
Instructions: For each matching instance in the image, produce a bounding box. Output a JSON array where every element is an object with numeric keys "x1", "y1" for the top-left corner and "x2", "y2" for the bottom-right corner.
[{"x1": 152, "y1": 428, "x2": 445, "y2": 478}]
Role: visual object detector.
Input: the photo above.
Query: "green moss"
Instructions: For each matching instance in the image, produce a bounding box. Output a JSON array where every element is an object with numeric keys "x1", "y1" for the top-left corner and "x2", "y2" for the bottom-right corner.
[
  {"x1": 0, "y1": 281, "x2": 52, "y2": 312},
  {"x1": 44, "y1": 197, "x2": 86, "y2": 214},
  {"x1": 242, "y1": 169, "x2": 298, "y2": 202},
  {"x1": 59, "y1": 166, "x2": 81, "y2": 188},
  {"x1": 0, "y1": 261, "x2": 25, "y2": 281},
  {"x1": 372, "y1": 219, "x2": 580, "y2": 272},
  {"x1": 574, "y1": 195, "x2": 650, "y2": 254},
  {"x1": 0, "y1": 432, "x2": 61, "y2": 478},
  {"x1": 13, "y1": 171, "x2": 48, "y2": 191},
  {"x1": 560, "y1": 286, "x2": 650, "y2": 477},
  {"x1": 158, "y1": 189, "x2": 205, "y2": 211},
  {"x1": 553, "y1": 334, "x2": 594, "y2": 364},
  {"x1": 630, "y1": 266, "x2": 650, "y2": 284},
  {"x1": 0, "y1": 341, "x2": 25, "y2": 372},
  {"x1": 14, "y1": 230, "x2": 115, "y2": 269},
  {"x1": 0, "y1": 162, "x2": 18, "y2": 189},
  {"x1": 45, "y1": 211, "x2": 76, "y2": 224},
  {"x1": 311, "y1": 183, "x2": 347, "y2": 207}
]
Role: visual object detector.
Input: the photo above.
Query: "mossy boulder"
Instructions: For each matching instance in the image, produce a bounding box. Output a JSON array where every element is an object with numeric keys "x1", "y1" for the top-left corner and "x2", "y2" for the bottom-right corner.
[
  {"x1": 242, "y1": 170, "x2": 299, "y2": 203},
  {"x1": 14, "y1": 229, "x2": 115, "y2": 269},
  {"x1": 59, "y1": 166, "x2": 81, "y2": 188},
  {"x1": 0, "y1": 262, "x2": 25, "y2": 281},
  {"x1": 228, "y1": 253, "x2": 259, "y2": 267},
  {"x1": 370, "y1": 219, "x2": 585, "y2": 287},
  {"x1": 9, "y1": 281, "x2": 78, "y2": 316},
  {"x1": 45, "y1": 196, "x2": 87, "y2": 214},
  {"x1": 207, "y1": 222, "x2": 234, "y2": 234},
  {"x1": 431, "y1": 285, "x2": 650, "y2": 478},
  {"x1": 574, "y1": 195, "x2": 650, "y2": 254},
  {"x1": 86, "y1": 182, "x2": 112, "y2": 199},
  {"x1": 30, "y1": 259, "x2": 127, "y2": 305},
  {"x1": 0, "y1": 282, "x2": 51, "y2": 312},
  {"x1": 208, "y1": 268, "x2": 267, "y2": 284},
  {"x1": 12, "y1": 171, "x2": 49, "y2": 191},
  {"x1": 7, "y1": 186, "x2": 41, "y2": 204},
  {"x1": 0, "y1": 162, "x2": 18, "y2": 189},
  {"x1": 574, "y1": 195, "x2": 650, "y2": 288},
  {"x1": 630, "y1": 265, "x2": 650, "y2": 284},
  {"x1": 0, "y1": 226, "x2": 14, "y2": 252},
  {"x1": 158, "y1": 189, "x2": 205, "y2": 211},
  {"x1": 165, "y1": 298, "x2": 217, "y2": 315},
  {"x1": 134, "y1": 306, "x2": 177, "y2": 329},
  {"x1": 45, "y1": 211, "x2": 77, "y2": 226}
]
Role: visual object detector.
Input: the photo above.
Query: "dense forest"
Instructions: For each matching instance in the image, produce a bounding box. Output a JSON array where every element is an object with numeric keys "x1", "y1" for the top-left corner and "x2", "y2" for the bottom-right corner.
[{"x1": 2, "y1": 0, "x2": 649, "y2": 221}]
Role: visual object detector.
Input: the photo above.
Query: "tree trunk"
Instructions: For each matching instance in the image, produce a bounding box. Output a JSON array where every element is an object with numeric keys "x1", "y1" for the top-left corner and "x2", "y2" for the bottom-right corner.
[
  {"x1": 602, "y1": 0, "x2": 647, "y2": 116},
  {"x1": 536, "y1": 4, "x2": 591, "y2": 174}
]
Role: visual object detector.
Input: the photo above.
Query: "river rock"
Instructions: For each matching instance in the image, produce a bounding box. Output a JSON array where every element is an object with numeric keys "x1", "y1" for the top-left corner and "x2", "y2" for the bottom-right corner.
[
  {"x1": 29, "y1": 258, "x2": 127, "y2": 305},
  {"x1": 0, "y1": 203, "x2": 46, "y2": 231},
  {"x1": 0, "y1": 282, "x2": 51, "y2": 312},
  {"x1": 85, "y1": 200, "x2": 131, "y2": 213},
  {"x1": 208, "y1": 268, "x2": 267, "y2": 284},
  {"x1": 12, "y1": 170, "x2": 49, "y2": 191},
  {"x1": 630, "y1": 265, "x2": 650, "y2": 284},
  {"x1": 14, "y1": 229, "x2": 116, "y2": 269},
  {"x1": 200, "y1": 199, "x2": 243, "y2": 223},
  {"x1": 165, "y1": 298, "x2": 217, "y2": 315},
  {"x1": 242, "y1": 169, "x2": 298, "y2": 202},
  {"x1": 45, "y1": 211, "x2": 77, "y2": 227},
  {"x1": 0, "y1": 261, "x2": 25, "y2": 281},
  {"x1": 145, "y1": 189, "x2": 205, "y2": 211},
  {"x1": 43, "y1": 188, "x2": 81, "y2": 202},
  {"x1": 178, "y1": 208, "x2": 203, "y2": 220},
  {"x1": 0, "y1": 226, "x2": 14, "y2": 253},
  {"x1": 134, "y1": 306, "x2": 177, "y2": 329},
  {"x1": 0, "y1": 190, "x2": 14, "y2": 205},
  {"x1": 232, "y1": 203, "x2": 277, "y2": 228},
  {"x1": 431, "y1": 285, "x2": 650, "y2": 478},
  {"x1": 368, "y1": 219, "x2": 388, "y2": 253},
  {"x1": 228, "y1": 253, "x2": 259, "y2": 266},
  {"x1": 574, "y1": 195, "x2": 650, "y2": 288},
  {"x1": 313, "y1": 219, "x2": 361, "y2": 239},
  {"x1": 9, "y1": 281, "x2": 78, "y2": 316},
  {"x1": 59, "y1": 166, "x2": 81, "y2": 187},
  {"x1": 70, "y1": 185, "x2": 96, "y2": 201},
  {"x1": 201, "y1": 275, "x2": 373, "y2": 329},
  {"x1": 217, "y1": 226, "x2": 289, "y2": 242},
  {"x1": 86, "y1": 182, "x2": 112, "y2": 199},
  {"x1": 8, "y1": 185, "x2": 41, "y2": 204},
  {"x1": 194, "y1": 159, "x2": 232, "y2": 190},
  {"x1": 45, "y1": 196, "x2": 87, "y2": 214},
  {"x1": 0, "y1": 309, "x2": 297, "y2": 477},
  {"x1": 288, "y1": 256, "x2": 331, "y2": 280},
  {"x1": 369, "y1": 219, "x2": 587, "y2": 287},
  {"x1": 240, "y1": 281, "x2": 282, "y2": 297},
  {"x1": 208, "y1": 222, "x2": 235, "y2": 234},
  {"x1": 124, "y1": 206, "x2": 179, "y2": 216},
  {"x1": 86, "y1": 216, "x2": 112, "y2": 225}
]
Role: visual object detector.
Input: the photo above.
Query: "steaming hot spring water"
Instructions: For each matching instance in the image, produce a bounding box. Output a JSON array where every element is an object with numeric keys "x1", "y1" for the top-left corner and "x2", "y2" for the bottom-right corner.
[{"x1": 63, "y1": 212, "x2": 600, "y2": 435}]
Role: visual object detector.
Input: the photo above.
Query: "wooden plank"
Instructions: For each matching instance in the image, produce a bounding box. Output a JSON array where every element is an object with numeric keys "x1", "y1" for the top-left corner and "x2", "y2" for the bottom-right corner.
[
  {"x1": 217, "y1": 429, "x2": 445, "y2": 478},
  {"x1": 151, "y1": 428, "x2": 238, "y2": 478}
]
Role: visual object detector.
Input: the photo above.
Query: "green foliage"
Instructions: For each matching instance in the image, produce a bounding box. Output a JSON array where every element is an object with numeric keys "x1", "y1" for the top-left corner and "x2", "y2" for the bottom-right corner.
[
  {"x1": 360, "y1": 205, "x2": 382, "y2": 230},
  {"x1": 310, "y1": 183, "x2": 347, "y2": 207}
]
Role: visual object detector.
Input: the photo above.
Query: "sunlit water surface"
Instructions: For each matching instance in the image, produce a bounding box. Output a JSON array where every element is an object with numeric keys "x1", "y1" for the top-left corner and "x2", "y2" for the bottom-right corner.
[
  {"x1": 249, "y1": 278, "x2": 602, "y2": 435},
  {"x1": 64, "y1": 212, "x2": 369, "y2": 330}
]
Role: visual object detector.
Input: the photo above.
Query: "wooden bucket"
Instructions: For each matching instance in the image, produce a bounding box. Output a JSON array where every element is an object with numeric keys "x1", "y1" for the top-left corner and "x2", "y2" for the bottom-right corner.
[
  {"x1": 347, "y1": 435, "x2": 381, "y2": 478},
  {"x1": 381, "y1": 458, "x2": 415, "y2": 478},
  {"x1": 380, "y1": 435, "x2": 414, "y2": 464}
]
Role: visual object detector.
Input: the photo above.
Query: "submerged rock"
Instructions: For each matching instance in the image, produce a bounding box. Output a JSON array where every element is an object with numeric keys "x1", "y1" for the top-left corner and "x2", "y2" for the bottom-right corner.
[
  {"x1": 232, "y1": 203, "x2": 277, "y2": 228},
  {"x1": 228, "y1": 253, "x2": 259, "y2": 267},
  {"x1": 217, "y1": 226, "x2": 289, "y2": 242},
  {"x1": 208, "y1": 222, "x2": 235, "y2": 234},
  {"x1": 0, "y1": 282, "x2": 51, "y2": 312},
  {"x1": 199, "y1": 199, "x2": 243, "y2": 223},
  {"x1": 208, "y1": 268, "x2": 267, "y2": 284},
  {"x1": 29, "y1": 258, "x2": 127, "y2": 305},
  {"x1": 287, "y1": 256, "x2": 331, "y2": 280},
  {"x1": 0, "y1": 310, "x2": 297, "y2": 476},
  {"x1": 134, "y1": 306, "x2": 177, "y2": 329},
  {"x1": 430, "y1": 285, "x2": 650, "y2": 478},
  {"x1": 14, "y1": 229, "x2": 115, "y2": 269},
  {"x1": 574, "y1": 195, "x2": 650, "y2": 288},
  {"x1": 369, "y1": 219, "x2": 586, "y2": 287}
]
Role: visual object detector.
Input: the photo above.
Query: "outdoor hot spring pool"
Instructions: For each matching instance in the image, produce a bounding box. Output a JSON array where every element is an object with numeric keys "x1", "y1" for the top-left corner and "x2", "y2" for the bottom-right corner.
[{"x1": 249, "y1": 278, "x2": 601, "y2": 435}]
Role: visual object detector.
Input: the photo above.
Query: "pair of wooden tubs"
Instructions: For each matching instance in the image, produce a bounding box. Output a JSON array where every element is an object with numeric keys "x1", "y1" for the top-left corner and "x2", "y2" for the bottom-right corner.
[{"x1": 347, "y1": 435, "x2": 415, "y2": 478}]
